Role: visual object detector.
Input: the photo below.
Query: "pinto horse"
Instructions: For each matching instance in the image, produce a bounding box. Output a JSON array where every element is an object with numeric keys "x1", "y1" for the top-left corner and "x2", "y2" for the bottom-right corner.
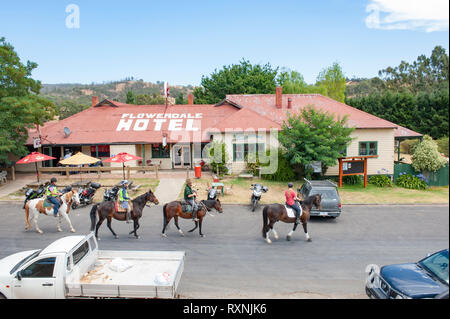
[
  {"x1": 162, "y1": 199, "x2": 223, "y2": 238},
  {"x1": 90, "y1": 189, "x2": 159, "y2": 239},
  {"x1": 24, "y1": 189, "x2": 80, "y2": 234},
  {"x1": 262, "y1": 194, "x2": 322, "y2": 244}
]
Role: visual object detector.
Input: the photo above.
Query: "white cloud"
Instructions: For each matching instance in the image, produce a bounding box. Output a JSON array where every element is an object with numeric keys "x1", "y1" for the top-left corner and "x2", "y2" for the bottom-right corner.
[{"x1": 365, "y1": 0, "x2": 449, "y2": 32}]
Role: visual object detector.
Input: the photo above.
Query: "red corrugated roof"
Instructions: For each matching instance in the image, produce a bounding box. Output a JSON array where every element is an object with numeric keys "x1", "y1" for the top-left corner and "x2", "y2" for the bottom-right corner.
[
  {"x1": 224, "y1": 94, "x2": 399, "y2": 129},
  {"x1": 28, "y1": 94, "x2": 422, "y2": 146},
  {"x1": 28, "y1": 101, "x2": 238, "y2": 145},
  {"x1": 394, "y1": 124, "x2": 423, "y2": 138}
]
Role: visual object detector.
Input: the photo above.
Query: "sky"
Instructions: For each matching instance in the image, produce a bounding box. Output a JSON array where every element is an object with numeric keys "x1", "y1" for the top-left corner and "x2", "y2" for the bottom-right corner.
[{"x1": 0, "y1": 0, "x2": 448, "y2": 86}]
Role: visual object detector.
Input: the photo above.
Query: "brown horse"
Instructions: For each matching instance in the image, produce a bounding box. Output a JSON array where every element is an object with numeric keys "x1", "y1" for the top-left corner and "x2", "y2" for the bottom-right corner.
[
  {"x1": 162, "y1": 199, "x2": 223, "y2": 238},
  {"x1": 262, "y1": 194, "x2": 322, "y2": 244},
  {"x1": 90, "y1": 189, "x2": 159, "y2": 239}
]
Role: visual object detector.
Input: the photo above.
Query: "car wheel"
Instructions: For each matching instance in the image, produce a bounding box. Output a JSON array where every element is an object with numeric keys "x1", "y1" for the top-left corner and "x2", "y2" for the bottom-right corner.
[{"x1": 71, "y1": 202, "x2": 77, "y2": 210}]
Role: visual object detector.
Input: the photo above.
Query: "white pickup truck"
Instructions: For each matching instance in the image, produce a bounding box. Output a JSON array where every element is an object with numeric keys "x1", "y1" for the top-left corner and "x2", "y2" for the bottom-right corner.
[{"x1": 0, "y1": 233, "x2": 185, "y2": 299}]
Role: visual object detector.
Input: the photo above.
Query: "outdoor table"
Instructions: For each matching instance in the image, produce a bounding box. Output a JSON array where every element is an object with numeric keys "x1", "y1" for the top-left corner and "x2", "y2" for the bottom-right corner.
[{"x1": 211, "y1": 182, "x2": 224, "y2": 196}]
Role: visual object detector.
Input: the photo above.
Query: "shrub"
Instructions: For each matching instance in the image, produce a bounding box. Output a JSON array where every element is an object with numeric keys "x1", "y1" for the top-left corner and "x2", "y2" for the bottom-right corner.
[
  {"x1": 343, "y1": 175, "x2": 363, "y2": 185},
  {"x1": 411, "y1": 135, "x2": 447, "y2": 172},
  {"x1": 368, "y1": 175, "x2": 393, "y2": 188},
  {"x1": 207, "y1": 141, "x2": 229, "y2": 176},
  {"x1": 261, "y1": 148, "x2": 295, "y2": 182},
  {"x1": 395, "y1": 173, "x2": 428, "y2": 190}
]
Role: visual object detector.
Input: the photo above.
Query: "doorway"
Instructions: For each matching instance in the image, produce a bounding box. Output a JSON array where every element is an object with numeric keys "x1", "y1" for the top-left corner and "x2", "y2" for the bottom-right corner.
[{"x1": 173, "y1": 145, "x2": 191, "y2": 168}]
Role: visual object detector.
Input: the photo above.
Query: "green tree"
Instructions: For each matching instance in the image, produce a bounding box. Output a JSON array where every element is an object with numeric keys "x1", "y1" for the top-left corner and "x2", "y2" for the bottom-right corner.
[
  {"x1": 126, "y1": 90, "x2": 135, "y2": 104},
  {"x1": 278, "y1": 105, "x2": 354, "y2": 175},
  {"x1": 0, "y1": 37, "x2": 57, "y2": 164},
  {"x1": 193, "y1": 59, "x2": 278, "y2": 104},
  {"x1": 175, "y1": 93, "x2": 187, "y2": 104},
  {"x1": 135, "y1": 93, "x2": 166, "y2": 105},
  {"x1": 277, "y1": 69, "x2": 325, "y2": 95},
  {"x1": 56, "y1": 100, "x2": 89, "y2": 119},
  {"x1": 411, "y1": 135, "x2": 447, "y2": 172},
  {"x1": 316, "y1": 62, "x2": 346, "y2": 103}
]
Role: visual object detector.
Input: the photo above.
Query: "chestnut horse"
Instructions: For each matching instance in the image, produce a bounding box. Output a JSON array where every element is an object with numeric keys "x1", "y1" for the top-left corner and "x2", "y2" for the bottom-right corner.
[
  {"x1": 90, "y1": 189, "x2": 159, "y2": 239},
  {"x1": 262, "y1": 194, "x2": 322, "y2": 244},
  {"x1": 24, "y1": 189, "x2": 80, "y2": 234},
  {"x1": 162, "y1": 199, "x2": 223, "y2": 238}
]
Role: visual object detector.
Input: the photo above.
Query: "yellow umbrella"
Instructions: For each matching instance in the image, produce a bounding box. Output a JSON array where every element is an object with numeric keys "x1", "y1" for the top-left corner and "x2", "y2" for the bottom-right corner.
[
  {"x1": 60, "y1": 152, "x2": 100, "y2": 165},
  {"x1": 59, "y1": 152, "x2": 101, "y2": 181}
]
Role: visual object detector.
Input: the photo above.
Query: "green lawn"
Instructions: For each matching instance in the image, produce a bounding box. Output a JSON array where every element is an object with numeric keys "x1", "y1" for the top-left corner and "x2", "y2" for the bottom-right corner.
[{"x1": 186, "y1": 176, "x2": 449, "y2": 205}]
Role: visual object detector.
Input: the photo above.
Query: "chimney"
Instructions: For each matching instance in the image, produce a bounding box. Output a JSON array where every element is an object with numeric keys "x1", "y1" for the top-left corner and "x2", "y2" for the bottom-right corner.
[
  {"x1": 276, "y1": 87, "x2": 282, "y2": 108},
  {"x1": 92, "y1": 96, "x2": 99, "y2": 107},
  {"x1": 287, "y1": 98, "x2": 292, "y2": 109},
  {"x1": 188, "y1": 93, "x2": 194, "y2": 105}
]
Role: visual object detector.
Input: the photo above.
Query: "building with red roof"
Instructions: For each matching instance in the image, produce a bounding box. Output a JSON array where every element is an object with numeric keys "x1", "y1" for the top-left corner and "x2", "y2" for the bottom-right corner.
[{"x1": 20, "y1": 88, "x2": 422, "y2": 175}]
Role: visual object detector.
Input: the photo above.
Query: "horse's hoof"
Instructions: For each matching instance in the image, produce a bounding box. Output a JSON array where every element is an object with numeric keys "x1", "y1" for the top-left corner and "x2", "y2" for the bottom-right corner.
[
  {"x1": 57, "y1": 228, "x2": 62, "y2": 232},
  {"x1": 274, "y1": 235, "x2": 279, "y2": 241},
  {"x1": 200, "y1": 234, "x2": 205, "y2": 238},
  {"x1": 114, "y1": 235, "x2": 119, "y2": 239},
  {"x1": 286, "y1": 235, "x2": 291, "y2": 241},
  {"x1": 38, "y1": 231, "x2": 43, "y2": 234},
  {"x1": 266, "y1": 239, "x2": 272, "y2": 244},
  {"x1": 178, "y1": 230, "x2": 184, "y2": 237},
  {"x1": 135, "y1": 235, "x2": 140, "y2": 239},
  {"x1": 96, "y1": 237, "x2": 100, "y2": 241},
  {"x1": 162, "y1": 233, "x2": 167, "y2": 238},
  {"x1": 71, "y1": 229, "x2": 76, "y2": 233},
  {"x1": 307, "y1": 238, "x2": 312, "y2": 242}
]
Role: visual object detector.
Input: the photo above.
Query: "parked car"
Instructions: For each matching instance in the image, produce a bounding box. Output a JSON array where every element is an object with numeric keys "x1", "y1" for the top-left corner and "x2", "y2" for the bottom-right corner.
[
  {"x1": 298, "y1": 179, "x2": 341, "y2": 218},
  {"x1": 0, "y1": 233, "x2": 185, "y2": 299},
  {"x1": 365, "y1": 248, "x2": 449, "y2": 299}
]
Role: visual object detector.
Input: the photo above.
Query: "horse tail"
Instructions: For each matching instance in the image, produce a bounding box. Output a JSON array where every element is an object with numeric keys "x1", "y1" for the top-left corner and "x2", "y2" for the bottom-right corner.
[
  {"x1": 262, "y1": 205, "x2": 269, "y2": 238},
  {"x1": 90, "y1": 204, "x2": 99, "y2": 231}
]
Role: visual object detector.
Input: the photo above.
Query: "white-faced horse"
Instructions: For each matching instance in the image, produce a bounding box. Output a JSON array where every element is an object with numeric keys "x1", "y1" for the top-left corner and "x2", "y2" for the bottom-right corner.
[{"x1": 24, "y1": 189, "x2": 80, "y2": 234}]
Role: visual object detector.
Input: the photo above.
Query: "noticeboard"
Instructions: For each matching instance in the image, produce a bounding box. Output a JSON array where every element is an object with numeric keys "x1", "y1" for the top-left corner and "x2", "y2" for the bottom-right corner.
[{"x1": 342, "y1": 160, "x2": 364, "y2": 175}]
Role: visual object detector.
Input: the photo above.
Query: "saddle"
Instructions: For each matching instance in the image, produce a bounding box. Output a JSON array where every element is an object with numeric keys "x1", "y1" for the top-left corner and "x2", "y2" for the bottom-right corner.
[
  {"x1": 43, "y1": 197, "x2": 62, "y2": 208},
  {"x1": 115, "y1": 201, "x2": 133, "y2": 213},
  {"x1": 285, "y1": 204, "x2": 302, "y2": 219},
  {"x1": 179, "y1": 199, "x2": 192, "y2": 213}
]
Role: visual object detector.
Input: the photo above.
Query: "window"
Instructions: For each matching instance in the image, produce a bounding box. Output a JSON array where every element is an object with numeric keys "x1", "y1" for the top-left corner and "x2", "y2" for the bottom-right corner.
[
  {"x1": 91, "y1": 145, "x2": 110, "y2": 158},
  {"x1": 22, "y1": 257, "x2": 56, "y2": 278},
  {"x1": 152, "y1": 144, "x2": 170, "y2": 158},
  {"x1": 359, "y1": 141, "x2": 377, "y2": 156},
  {"x1": 88, "y1": 236, "x2": 97, "y2": 251},
  {"x1": 233, "y1": 143, "x2": 265, "y2": 162},
  {"x1": 72, "y1": 242, "x2": 89, "y2": 266}
]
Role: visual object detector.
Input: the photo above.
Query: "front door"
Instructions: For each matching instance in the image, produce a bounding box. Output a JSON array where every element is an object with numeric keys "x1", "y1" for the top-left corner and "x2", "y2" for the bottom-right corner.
[
  {"x1": 13, "y1": 257, "x2": 57, "y2": 299},
  {"x1": 173, "y1": 145, "x2": 191, "y2": 168}
]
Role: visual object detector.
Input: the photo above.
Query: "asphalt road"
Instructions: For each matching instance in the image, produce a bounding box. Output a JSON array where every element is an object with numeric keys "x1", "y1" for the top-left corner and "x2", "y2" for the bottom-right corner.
[{"x1": 0, "y1": 202, "x2": 448, "y2": 298}]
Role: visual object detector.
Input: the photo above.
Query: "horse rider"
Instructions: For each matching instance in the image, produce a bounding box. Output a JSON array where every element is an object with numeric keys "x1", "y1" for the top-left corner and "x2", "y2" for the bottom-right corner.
[
  {"x1": 46, "y1": 177, "x2": 62, "y2": 217},
  {"x1": 118, "y1": 180, "x2": 132, "y2": 223},
  {"x1": 285, "y1": 182, "x2": 302, "y2": 224},
  {"x1": 184, "y1": 179, "x2": 199, "y2": 221}
]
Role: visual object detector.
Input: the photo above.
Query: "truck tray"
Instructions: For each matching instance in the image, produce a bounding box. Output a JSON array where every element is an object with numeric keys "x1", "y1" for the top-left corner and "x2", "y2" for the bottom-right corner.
[{"x1": 66, "y1": 250, "x2": 185, "y2": 299}]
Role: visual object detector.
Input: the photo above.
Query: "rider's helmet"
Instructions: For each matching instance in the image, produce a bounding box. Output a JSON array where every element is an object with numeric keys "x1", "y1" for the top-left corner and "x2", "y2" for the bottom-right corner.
[
  {"x1": 288, "y1": 182, "x2": 293, "y2": 188},
  {"x1": 50, "y1": 177, "x2": 57, "y2": 184},
  {"x1": 121, "y1": 180, "x2": 128, "y2": 186}
]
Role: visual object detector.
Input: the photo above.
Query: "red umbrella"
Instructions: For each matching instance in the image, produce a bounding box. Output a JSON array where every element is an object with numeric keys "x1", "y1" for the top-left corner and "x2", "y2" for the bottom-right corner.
[
  {"x1": 16, "y1": 152, "x2": 56, "y2": 182},
  {"x1": 103, "y1": 152, "x2": 142, "y2": 179}
]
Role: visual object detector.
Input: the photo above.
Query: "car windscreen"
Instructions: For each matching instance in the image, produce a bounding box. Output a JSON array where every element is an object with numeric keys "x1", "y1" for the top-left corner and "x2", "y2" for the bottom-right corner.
[
  {"x1": 309, "y1": 189, "x2": 338, "y2": 199},
  {"x1": 10, "y1": 250, "x2": 41, "y2": 275},
  {"x1": 418, "y1": 249, "x2": 449, "y2": 285}
]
